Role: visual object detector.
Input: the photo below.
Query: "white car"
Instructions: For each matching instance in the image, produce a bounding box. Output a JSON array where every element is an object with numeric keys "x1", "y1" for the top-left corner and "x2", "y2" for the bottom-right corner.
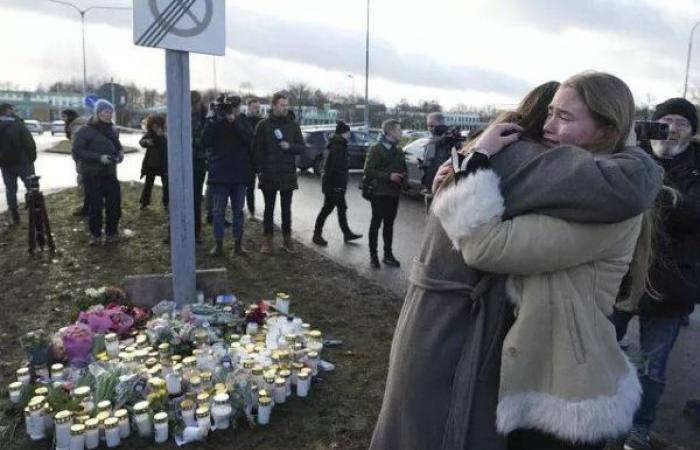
[
  {"x1": 50, "y1": 120, "x2": 66, "y2": 136},
  {"x1": 24, "y1": 120, "x2": 43, "y2": 134}
]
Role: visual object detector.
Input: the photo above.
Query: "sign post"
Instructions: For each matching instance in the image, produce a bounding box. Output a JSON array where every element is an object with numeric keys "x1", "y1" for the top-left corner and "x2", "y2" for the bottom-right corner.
[{"x1": 133, "y1": 0, "x2": 225, "y2": 306}]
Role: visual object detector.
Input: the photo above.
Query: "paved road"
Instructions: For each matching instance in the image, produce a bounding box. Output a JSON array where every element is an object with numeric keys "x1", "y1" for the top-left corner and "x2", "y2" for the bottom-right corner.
[{"x1": 2, "y1": 134, "x2": 699, "y2": 448}]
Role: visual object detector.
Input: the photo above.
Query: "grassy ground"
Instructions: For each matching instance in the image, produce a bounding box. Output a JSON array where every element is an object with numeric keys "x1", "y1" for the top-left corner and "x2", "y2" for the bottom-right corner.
[
  {"x1": 0, "y1": 183, "x2": 403, "y2": 450},
  {"x1": 45, "y1": 139, "x2": 139, "y2": 154}
]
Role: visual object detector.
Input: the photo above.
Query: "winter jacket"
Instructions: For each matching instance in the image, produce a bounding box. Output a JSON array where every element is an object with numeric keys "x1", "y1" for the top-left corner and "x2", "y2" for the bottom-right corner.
[
  {"x1": 139, "y1": 131, "x2": 168, "y2": 178},
  {"x1": 71, "y1": 116, "x2": 123, "y2": 177},
  {"x1": 639, "y1": 142, "x2": 700, "y2": 317},
  {"x1": 0, "y1": 114, "x2": 36, "y2": 167},
  {"x1": 202, "y1": 114, "x2": 254, "y2": 185},
  {"x1": 244, "y1": 113, "x2": 262, "y2": 133},
  {"x1": 433, "y1": 167, "x2": 643, "y2": 444},
  {"x1": 191, "y1": 109, "x2": 207, "y2": 162},
  {"x1": 322, "y1": 134, "x2": 349, "y2": 194},
  {"x1": 363, "y1": 136, "x2": 408, "y2": 197},
  {"x1": 252, "y1": 112, "x2": 306, "y2": 191}
]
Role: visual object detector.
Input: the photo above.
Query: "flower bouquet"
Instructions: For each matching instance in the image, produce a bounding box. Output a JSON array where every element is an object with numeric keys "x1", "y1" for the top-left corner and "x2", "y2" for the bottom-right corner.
[{"x1": 61, "y1": 323, "x2": 94, "y2": 368}]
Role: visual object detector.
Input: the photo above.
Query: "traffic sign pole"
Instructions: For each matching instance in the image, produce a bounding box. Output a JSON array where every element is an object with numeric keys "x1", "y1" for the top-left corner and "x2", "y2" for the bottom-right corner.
[{"x1": 165, "y1": 49, "x2": 196, "y2": 306}]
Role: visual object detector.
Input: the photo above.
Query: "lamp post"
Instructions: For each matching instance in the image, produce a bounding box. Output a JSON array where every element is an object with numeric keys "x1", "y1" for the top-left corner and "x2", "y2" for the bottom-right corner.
[
  {"x1": 47, "y1": 0, "x2": 130, "y2": 108},
  {"x1": 683, "y1": 20, "x2": 700, "y2": 99},
  {"x1": 364, "y1": 0, "x2": 370, "y2": 130},
  {"x1": 347, "y1": 74, "x2": 354, "y2": 123}
]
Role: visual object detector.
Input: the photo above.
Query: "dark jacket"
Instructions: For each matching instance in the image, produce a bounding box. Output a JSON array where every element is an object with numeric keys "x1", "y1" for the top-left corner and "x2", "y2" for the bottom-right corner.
[
  {"x1": 191, "y1": 108, "x2": 207, "y2": 162},
  {"x1": 71, "y1": 116, "x2": 123, "y2": 177},
  {"x1": 202, "y1": 114, "x2": 254, "y2": 185},
  {"x1": 322, "y1": 134, "x2": 349, "y2": 194},
  {"x1": 640, "y1": 142, "x2": 700, "y2": 318},
  {"x1": 139, "y1": 132, "x2": 168, "y2": 178},
  {"x1": 363, "y1": 136, "x2": 408, "y2": 197},
  {"x1": 0, "y1": 114, "x2": 36, "y2": 167},
  {"x1": 252, "y1": 112, "x2": 306, "y2": 191},
  {"x1": 245, "y1": 113, "x2": 262, "y2": 132}
]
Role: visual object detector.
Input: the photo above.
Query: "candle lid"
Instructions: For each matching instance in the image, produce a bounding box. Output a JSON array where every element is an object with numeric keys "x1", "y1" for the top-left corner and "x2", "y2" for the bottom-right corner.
[
  {"x1": 274, "y1": 377, "x2": 286, "y2": 387},
  {"x1": 243, "y1": 359, "x2": 255, "y2": 369},
  {"x1": 171, "y1": 355, "x2": 182, "y2": 363},
  {"x1": 54, "y1": 410, "x2": 72, "y2": 424},
  {"x1": 96, "y1": 411, "x2": 110, "y2": 424},
  {"x1": 276, "y1": 292, "x2": 289, "y2": 299},
  {"x1": 114, "y1": 409, "x2": 128, "y2": 419},
  {"x1": 16, "y1": 367, "x2": 29, "y2": 376},
  {"x1": 195, "y1": 406, "x2": 210, "y2": 418},
  {"x1": 34, "y1": 386, "x2": 48, "y2": 396},
  {"x1": 200, "y1": 371, "x2": 212, "y2": 381},
  {"x1": 180, "y1": 399, "x2": 195, "y2": 411},
  {"x1": 258, "y1": 389, "x2": 270, "y2": 398},
  {"x1": 258, "y1": 396, "x2": 272, "y2": 406},
  {"x1": 189, "y1": 376, "x2": 201, "y2": 386},
  {"x1": 172, "y1": 363, "x2": 183, "y2": 372},
  {"x1": 158, "y1": 342, "x2": 170, "y2": 351},
  {"x1": 279, "y1": 369, "x2": 291, "y2": 378},
  {"x1": 298, "y1": 371, "x2": 310, "y2": 380},
  {"x1": 70, "y1": 424, "x2": 86, "y2": 435},
  {"x1": 292, "y1": 363, "x2": 304, "y2": 371},
  {"x1": 73, "y1": 386, "x2": 91, "y2": 398},
  {"x1": 307, "y1": 351, "x2": 319, "y2": 359},
  {"x1": 196, "y1": 392, "x2": 210, "y2": 404},
  {"x1": 51, "y1": 363, "x2": 64, "y2": 372},
  {"x1": 28, "y1": 395, "x2": 45, "y2": 410},
  {"x1": 252, "y1": 365, "x2": 263, "y2": 376},
  {"x1": 214, "y1": 383, "x2": 227, "y2": 393},
  {"x1": 213, "y1": 393, "x2": 229, "y2": 405},
  {"x1": 153, "y1": 412, "x2": 168, "y2": 423},
  {"x1": 229, "y1": 334, "x2": 241, "y2": 342},
  {"x1": 76, "y1": 415, "x2": 91, "y2": 424},
  {"x1": 8, "y1": 381, "x2": 22, "y2": 391},
  {"x1": 104, "y1": 417, "x2": 119, "y2": 429},
  {"x1": 84, "y1": 418, "x2": 99, "y2": 430},
  {"x1": 134, "y1": 400, "x2": 150, "y2": 414},
  {"x1": 105, "y1": 333, "x2": 118, "y2": 343},
  {"x1": 182, "y1": 356, "x2": 196, "y2": 367},
  {"x1": 309, "y1": 330, "x2": 322, "y2": 338}
]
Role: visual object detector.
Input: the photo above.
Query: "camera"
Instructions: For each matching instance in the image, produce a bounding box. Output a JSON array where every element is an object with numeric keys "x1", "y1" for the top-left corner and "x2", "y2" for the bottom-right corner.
[
  {"x1": 433, "y1": 125, "x2": 466, "y2": 149},
  {"x1": 213, "y1": 95, "x2": 242, "y2": 118},
  {"x1": 26, "y1": 175, "x2": 41, "y2": 192},
  {"x1": 635, "y1": 120, "x2": 670, "y2": 141}
]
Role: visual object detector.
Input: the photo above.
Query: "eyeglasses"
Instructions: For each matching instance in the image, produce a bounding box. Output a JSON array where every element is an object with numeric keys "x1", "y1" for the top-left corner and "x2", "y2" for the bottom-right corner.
[{"x1": 658, "y1": 117, "x2": 691, "y2": 129}]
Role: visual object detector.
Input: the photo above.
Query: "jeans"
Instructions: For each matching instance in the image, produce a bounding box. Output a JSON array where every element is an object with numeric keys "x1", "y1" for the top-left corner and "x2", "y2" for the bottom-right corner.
[
  {"x1": 83, "y1": 172, "x2": 121, "y2": 238},
  {"x1": 246, "y1": 173, "x2": 256, "y2": 213},
  {"x1": 610, "y1": 309, "x2": 683, "y2": 427},
  {"x1": 314, "y1": 190, "x2": 351, "y2": 236},
  {"x1": 262, "y1": 189, "x2": 293, "y2": 235},
  {"x1": 210, "y1": 183, "x2": 247, "y2": 240},
  {"x1": 1, "y1": 162, "x2": 35, "y2": 214},
  {"x1": 369, "y1": 195, "x2": 399, "y2": 256},
  {"x1": 140, "y1": 174, "x2": 169, "y2": 208},
  {"x1": 507, "y1": 429, "x2": 604, "y2": 450}
]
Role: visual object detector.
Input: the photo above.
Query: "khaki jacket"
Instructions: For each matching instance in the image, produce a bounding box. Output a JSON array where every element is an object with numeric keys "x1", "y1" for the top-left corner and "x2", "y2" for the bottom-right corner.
[{"x1": 433, "y1": 168, "x2": 643, "y2": 444}]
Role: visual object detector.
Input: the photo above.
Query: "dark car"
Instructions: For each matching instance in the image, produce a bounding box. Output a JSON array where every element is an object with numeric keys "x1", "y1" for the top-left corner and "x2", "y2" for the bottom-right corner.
[{"x1": 297, "y1": 128, "x2": 371, "y2": 174}]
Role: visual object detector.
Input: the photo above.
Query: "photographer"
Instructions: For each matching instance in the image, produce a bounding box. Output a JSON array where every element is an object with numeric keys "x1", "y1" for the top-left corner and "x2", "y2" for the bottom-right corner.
[
  {"x1": 421, "y1": 112, "x2": 454, "y2": 193},
  {"x1": 202, "y1": 96, "x2": 254, "y2": 257},
  {"x1": 0, "y1": 103, "x2": 36, "y2": 226},
  {"x1": 72, "y1": 99, "x2": 123, "y2": 246},
  {"x1": 611, "y1": 97, "x2": 700, "y2": 450}
]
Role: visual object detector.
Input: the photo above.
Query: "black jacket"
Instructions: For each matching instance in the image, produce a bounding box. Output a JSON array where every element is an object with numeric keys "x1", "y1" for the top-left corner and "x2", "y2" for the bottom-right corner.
[
  {"x1": 71, "y1": 116, "x2": 123, "y2": 177},
  {"x1": 202, "y1": 114, "x2": 253, "y2": 185},
  {"x1": 252, "y1": 112, "x2": 306, "y2": 191},
  {"x1": 640, "y1": 142, "x2": 700, "y2": 317},
  {"x1": 139, "y1": 132, "x2": 168, "y2": 178},
  {"x1": 322, "y1": 134, "x2": 349, "y2": 194},
  {"x1": 0, "y1": 114, "x2": 36, "y2": 167}
]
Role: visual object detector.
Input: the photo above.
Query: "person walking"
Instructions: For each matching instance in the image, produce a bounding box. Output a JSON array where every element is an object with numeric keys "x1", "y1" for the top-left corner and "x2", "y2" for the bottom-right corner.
[
  {"x1": 312, "y1": 121, "x2": 362, "y2": 246},
  {"x1": 0, "y1": 103, "x2": 36, "y2": 226},
  {"x1": 202, "y1": 97, "x2": 254, "y2": 257},
  {"x1": 71, "y1": 99, "x2": 123, "y2": 246},
  {"x1": 244, "y1": 97, "x2": 263, "y2": 221},
  {"x1": 138, "y1": 114, "x2": 168, "y2": 211},
  {"x1": 363, "y1": 119, "x2": 407, "y2": 268},
  {"x1": 252, "y1": 92, "x2": 306, "y2": 255}
]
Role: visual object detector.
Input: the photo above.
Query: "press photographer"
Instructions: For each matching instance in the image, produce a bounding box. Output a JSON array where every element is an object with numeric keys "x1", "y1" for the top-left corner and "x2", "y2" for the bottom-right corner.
[{"x1": 421, "y1": 112, "x2": 464, "y2": 193}]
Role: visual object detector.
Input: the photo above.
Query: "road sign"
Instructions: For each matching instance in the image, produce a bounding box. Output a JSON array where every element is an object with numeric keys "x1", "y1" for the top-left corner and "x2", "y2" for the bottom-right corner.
[
  {"x1": 133, "y1": 0, "x2": 225, "y2": 56},
  {"x1": 84, "y1": 94, "x2": 99, "y2": 109},
  {"x1": 97, "y1": 83, "x2": 129, "y2": 108}
]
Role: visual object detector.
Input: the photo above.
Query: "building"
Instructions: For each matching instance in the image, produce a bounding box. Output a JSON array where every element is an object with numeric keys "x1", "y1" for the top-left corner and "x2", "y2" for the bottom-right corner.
[{"x1": 0, "y1": 89, "x2": 83, "y2": 122}]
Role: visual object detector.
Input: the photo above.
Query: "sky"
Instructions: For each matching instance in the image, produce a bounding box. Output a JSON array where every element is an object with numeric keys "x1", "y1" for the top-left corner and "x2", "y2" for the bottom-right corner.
[{"x1": 2, "y1": 0, "x2": 700, "y2": 109}]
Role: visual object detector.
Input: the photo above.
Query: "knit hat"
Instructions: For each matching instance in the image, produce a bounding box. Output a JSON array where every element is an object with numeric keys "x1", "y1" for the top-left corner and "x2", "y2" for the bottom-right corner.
[
  {"x1": 94, "y1": 99, "x2": 115, "y2": 115},
  {"x1": 335, "y1": 121, "x2": 351, "y2": 135},
  {"x1": 652, "y1": 97, "x2": 698, "y2": 134}
]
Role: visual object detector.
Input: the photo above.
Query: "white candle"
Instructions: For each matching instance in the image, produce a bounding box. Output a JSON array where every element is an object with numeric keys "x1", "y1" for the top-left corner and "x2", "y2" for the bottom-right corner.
[
  {"x1": 8, "y1": 381, "x2": 22, "y2": 403},
  {"x1": 297, "y1": 372, "x2": 311, "y2": 397},
  {"x1": 275, "y1": 293, "x2": 290, "y2": 314},
  {"x1": 51, "y1": 363, "x2": 65, "y2": 382},
  {"x1": 166, "y1": 368, "x2": 182, "y2": 395},
  {"x1": 180, "y1": 400, "x2": 196, "y2": 427},
  {"x1": 246, "y1": 322, "x2": 259, "y2": 336},
  {"x1": 17, "y1": 367, "x2": 31, "y2": 385},
  {"x1": 114, "y1": 409, "x2": 130, "y2": 439},
  {"x1": 70, "y1": 424, "x2": 85, "y2": 450},
  {"x1": 27, "y1": 397, "x2": 45, "y2": 440},
  {"x1": 153, "y1": 412, "x2": 169, "y2": 443},
  {"x1": 273, "y1": 378, "x2": 286, "y2": 404},
  {"x1": 212, "y1": 394, "x2": 232, "y2": 430},
  {"x1": 105, "y1": 333, "x2": 119, "y2": 358},
  {"x1": 196, "y1": 406, "x2": 211, "y2": 436},
  {"x1": 84, "y1": 419, "x2": 99, "y2": 450},
  {"x1": 104, "y1": 417, "x2": 120, "y2": 448},
  {"x1": 54, "y1": 410, "x2": 73, "y2": 449},
  {"x1": 257, "y1": 397, "x2": 272, "y2": 425},
  {"x1": 133, "y1": 401, "x2": 152, "y2": 438}
]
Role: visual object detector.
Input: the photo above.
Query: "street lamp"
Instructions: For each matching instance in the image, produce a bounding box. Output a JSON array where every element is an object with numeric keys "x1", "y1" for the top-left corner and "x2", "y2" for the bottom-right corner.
[
  {"x1": 47, "y1": 0, "x2": 130, "y2": 108},
  {"x1": 347, "y1": 74, "x2": 354, "y2": 123},
  {"x1": 683, "y1": 19, "x2": 700, "y2": 99},
  {"x1": 364, "y1": 0, "x2": 370, "y2": 130}
]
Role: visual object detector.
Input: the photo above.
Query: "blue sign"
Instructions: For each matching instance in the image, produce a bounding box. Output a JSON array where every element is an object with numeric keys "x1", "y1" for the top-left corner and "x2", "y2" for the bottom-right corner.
[{"x1": 84, "y1": 94, "x2": 99, "y2": 109}]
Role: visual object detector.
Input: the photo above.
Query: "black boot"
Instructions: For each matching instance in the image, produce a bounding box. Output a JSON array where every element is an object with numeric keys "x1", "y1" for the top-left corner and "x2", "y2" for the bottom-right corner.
[
  {"x1": 234, "y1": 239, "x2": 248, "y2": 256},
  {"x1": 370, "y1": 253, "x2": 380, "y2": 269},
  {"x1": 312, "y1": 233, "x2": 328, "y2": 246},
  {"x1": 344, "y1": 232, "x2": 362, "y2": 243},
  {"x1": 383, "y1": 252, "x2": 400, "y2": 267},
  {"x1": 9, "y1": 209, "x2": 20, "y2": 226},
  {"x1": 209, "y1": 240, "x2": 223, "y2": 257}
]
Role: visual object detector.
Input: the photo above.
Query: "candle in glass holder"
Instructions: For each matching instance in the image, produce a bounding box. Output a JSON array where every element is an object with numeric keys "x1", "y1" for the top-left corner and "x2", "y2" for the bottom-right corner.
[
  {"x1": 166, "y1": 364, "x2": 182, "y2": 395},
  {"x1": 95, "y1": 411, "x2": 110, "y2": 442},
  {"x1": 212, "y1": 393, "x2": 232, "y2": 430},
  {"x1": 275, "y1": 293, "x2": 290, "y2": 314},
  {"x1": 246, "y1": 322, "x2": 259, "y2": 336},
  {"x1": 8, "y1": 381, "x2": 22, "y2": 403},
  {"x1": 180, "y1": 399, "x2": 196, "y2": 427},
  {"x1": 105, "y1": 333, "x2": 119, "y2": 358},
  {"x1": 70, "y1": 424, "x2": 85, "y2": 450},
  {"x1": 257, "y1": 396, "x2": 272, "y2": 425},
  {"x1": 27, "y1": 396, "x2": 46, "y2": 440},
  {"x1": 84, "y1": 419, "x2": 99, "y2": 450},
  {"x1": 72, "y1": 386, "x2": 93, "y2": 416},
  {"x1": 17, "y1": 367, "x2": 31, "y2": 385},
  {"x1": 114, "y1": 409, "x2": 130, "y2": 439},
  {"x1": 96, "y1": 400, "x2": 112, "y2": 415},
  {"x1": 134, "y1": 401, "x2": 152, "y2": 438},
  {"x1": 200, "y1": 371, "x2": 213, "y2": 390},
  {"x1": 153, "y1": 412, "x2": 169, "y2": 443},
  {"x1": 196, "y1": 392, "x2": 210, "y2": 409},
  {"x1": 51, "y1": 363, "x2": 65, "y2": 382},
  {"x1": 273, "y1": 378, "x2": 286, "y2": 404},
  {"x1": 307, "y1": 351, "x2": 320, "y2": 376},
  {"x1": 196, "y1": 406, "x2": 211, "y2": 435},
  {"x1": 104, "y1": 417, "x2": 120, "y2": 448},
  {"x1": 279, "y1": 369, "x2": 292, "y2": 397},
  {"x1": 54, "y1": 410, "x2": 73, "y2": 450},
  {"x1": 297, "y1": 370, "x2": 311, "y2": 397}
]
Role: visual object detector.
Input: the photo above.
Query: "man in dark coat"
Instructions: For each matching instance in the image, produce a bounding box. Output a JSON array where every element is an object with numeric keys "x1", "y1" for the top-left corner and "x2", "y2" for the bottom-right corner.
[
  {"x1": 202, "y1": 96, "x2": 254, "y2": 257},
  {"x1": 0, "y1": 103, "x2": 36, "y2": 226},
  {"x1": 611, "y1": 97, "x2": 700, "y2": 450},
  {"x1": 252, "y1": 92, "x2": 306, "y2": 255},
  {"x1": 191, "y1": 91, "x2": 208, "y2": 243},
  {"x1": 311, "y1": 121, "x2": 362, "y2": 246},
  {"x1": 138, "y1": 114, "x2": 169, "y2": 210},
  {"x1": 244, "y1": 97, "x2": 263, "y2": 221},
  {"x1": 71, "y1": 99, "x2": 123, "y2": 245}
]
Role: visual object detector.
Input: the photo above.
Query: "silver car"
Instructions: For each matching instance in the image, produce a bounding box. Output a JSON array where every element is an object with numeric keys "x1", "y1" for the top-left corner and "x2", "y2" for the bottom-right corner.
[
  {"x1": 24, "y1": 120, "x2": 43, "y2": 134},
  {"x1": 50, "y1": 120, "x2": 66, "y2": 135},
  {"x1": 402, "y1": 137, "x2": 430, "y2": 193}
]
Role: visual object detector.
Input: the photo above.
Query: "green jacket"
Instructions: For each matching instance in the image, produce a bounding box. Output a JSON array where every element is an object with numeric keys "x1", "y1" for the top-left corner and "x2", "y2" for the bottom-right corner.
[
  {"x1": 363, "y1": 141, "x2": 408, "y2": 197},
  {"x1": 252, "y1": 112, "x2": 306, "y2": 191}
]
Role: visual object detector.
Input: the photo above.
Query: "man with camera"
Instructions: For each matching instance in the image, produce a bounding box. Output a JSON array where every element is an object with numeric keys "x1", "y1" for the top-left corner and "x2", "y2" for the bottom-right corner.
[
  {"x1": 243, "y1": 97, "x2": 263, "y2": 221},
  {"x1": 0, "y1": 103, "x2": 37, "y2": 226},
  {"x1": 611, "y1": 97, "x2": 700, "y2": 450},
  {"x1": 421, "y1": 112, "x2": 453, "y2": 193},
  {"x1": 252, "y1": 92, "x2": 306, "y2": 255},
  {"x1": 202, "y1": 96, "x2": 254, "y2": 257}
]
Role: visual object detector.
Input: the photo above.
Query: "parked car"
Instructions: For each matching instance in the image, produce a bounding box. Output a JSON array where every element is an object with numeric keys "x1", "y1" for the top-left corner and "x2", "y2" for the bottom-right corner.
[
  {"x1": 298, "y1": 128, "x2": 371, "y2": 174},
  {"x1": 50, "y1": 120, "x2": 66, "y2": 135},
  {"x1": 402, "y1": 137, "x2": 430, "y2": 193},
  {"x1": 24, "y1": 120, "x2": 43, "y2": 135}
]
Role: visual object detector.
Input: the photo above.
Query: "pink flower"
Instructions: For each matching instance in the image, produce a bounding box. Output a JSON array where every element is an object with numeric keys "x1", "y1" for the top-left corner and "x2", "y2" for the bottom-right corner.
[
  {"x1": 79, "y1": 309, "x2": 112, "y2": 334},
  {"x1": 62, "y1": 324, "x2": 94, "y2": 368}
]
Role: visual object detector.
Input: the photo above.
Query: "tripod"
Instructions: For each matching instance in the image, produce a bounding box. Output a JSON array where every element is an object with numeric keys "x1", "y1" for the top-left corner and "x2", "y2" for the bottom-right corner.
[{"x1": 25, "y1": 175, "x2": 55, "y2": 254}]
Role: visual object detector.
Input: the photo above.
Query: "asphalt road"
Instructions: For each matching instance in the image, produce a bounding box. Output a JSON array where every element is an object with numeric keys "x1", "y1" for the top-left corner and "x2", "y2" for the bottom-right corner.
[{"x1": 2, "y1": 134, "x2": 699, "y2": 448}]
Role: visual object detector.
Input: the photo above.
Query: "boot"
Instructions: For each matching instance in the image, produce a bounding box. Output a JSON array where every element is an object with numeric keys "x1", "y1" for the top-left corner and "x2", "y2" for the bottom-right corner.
[
  {"x1": 209, "y1": 239, "x2": 224, "y2": 257},
  {"x1": 234, "y1": 239, "x2": 248, "y2": 256},
  {"x1": 312, "y1": 233, "x2": 328, "y2": 247},
  {"x1": 370, "y1": 253, "x2": 380, "y2": 269},
  {"x1": 260, "y1": 234, "x2": 273, "y2": 254},
  {"x1": 9, "y1": 209, "x2": 20, "y2": 226},
  {"x1": 282, "y1": 234, "x2": 299, "y2": 254},
  {"x1": 343, "y1": 232, "x2": 362, "y2": 243},
  {"x1": 383, "y1": 251, "x2": 400, "y2": 267}
]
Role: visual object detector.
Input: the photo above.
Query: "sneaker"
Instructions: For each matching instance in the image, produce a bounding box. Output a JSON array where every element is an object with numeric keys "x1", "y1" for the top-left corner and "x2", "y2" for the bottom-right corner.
[
  {"x1": 623, "y1": 425, "x2": 651, "y2": 450},
  {"x1": 343, "y1": 232, "x2": 363, "y2": 243},
  {"x1": 370, "y1": 255, "x2": 380, "y2": 269},
  {"x1": 312, "y1": 234, "x2": 328, "y2": 247},
  {"x1": 105, "y1": 234, "x2": 120, "y2": 244},
  {"x1": 382, "y1": 253, "x2": 401, "y2": 267}
]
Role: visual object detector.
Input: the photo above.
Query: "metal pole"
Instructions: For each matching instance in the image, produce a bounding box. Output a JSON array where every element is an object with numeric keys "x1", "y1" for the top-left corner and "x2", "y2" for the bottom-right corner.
[
  {"x1": 165, "y1": 50, "x2": 196, "y2": 306},
  {"x1": 212, "y1": 56, "x2": 218, "y2": 92},
  {"x1": 364, "y1": 0, "x2": 370, "y2": 129},
  {"x1": 683, "y1": 20, "x2": 700, "y2": 98},
  {"x1": 80, "y1": 11, "x2": 87, "y2": 108}
]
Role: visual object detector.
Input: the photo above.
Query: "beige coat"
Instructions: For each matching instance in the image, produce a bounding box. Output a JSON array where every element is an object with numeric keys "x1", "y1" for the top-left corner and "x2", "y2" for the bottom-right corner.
[{"x1": 433, "y1": 168, "x2": 643, "y2": 444}]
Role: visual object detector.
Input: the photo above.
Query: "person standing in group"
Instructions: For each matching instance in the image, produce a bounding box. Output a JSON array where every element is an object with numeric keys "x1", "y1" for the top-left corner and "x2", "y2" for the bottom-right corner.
[
  {"x1": 71, "y1": 99, "x2": 123, "y2": 246},
  {"x1": 244, "y1": 97, "x2": 263, "y2": 222},
  {"x1": 191, "y1": 91, "x2": 208, "y2": 244},
  {"x1": 252, "y1": 92, "x2": 306, "y2": 255},
  {"x1": 202, "y1": 96, "x2": 254, "y2": 257},
  {"x1": 611, "y1": 98, "x2": 700, "y2": 450},
  {"x1": 421, "y1": 112, "x2": 452, "y2": 193},
  {"x1": 363, "y1": 119, "x2": 407, "y2": 268},
  {"x1": 138, "y1": 114, "x2": 168, "y2": 211},
  {"x1": 312, "y1": 120, "x2": 362, "y2": 246},
  {"x1": 0, "y1": 103, "x2": 36, "y2": 227},
  {"x1": 62, "y1": 109, "x2": 89, "y2": 217}
]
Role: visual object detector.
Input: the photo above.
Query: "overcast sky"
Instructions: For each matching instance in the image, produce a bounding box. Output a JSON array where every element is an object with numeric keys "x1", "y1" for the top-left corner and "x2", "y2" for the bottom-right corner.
[{"x1": 2, "y1": 0, "x2": 700, "y2": 109}]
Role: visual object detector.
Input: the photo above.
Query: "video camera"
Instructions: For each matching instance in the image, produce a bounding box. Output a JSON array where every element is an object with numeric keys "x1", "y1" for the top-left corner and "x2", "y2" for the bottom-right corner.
[
  {"x1": 213, "y1": 95, "x2": 242, "y2": 118},
  {"x1": 634, "y1": 120, "x2": 670, "y2": 141},
  {"x1": 433, "y1": 125, "x2": 466, "y2": 149}
]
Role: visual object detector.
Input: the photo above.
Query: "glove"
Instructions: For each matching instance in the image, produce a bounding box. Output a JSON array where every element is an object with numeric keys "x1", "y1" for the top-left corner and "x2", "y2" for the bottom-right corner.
[{"x1": 99, "y1": 154, "x2": 112, "y2": 165}]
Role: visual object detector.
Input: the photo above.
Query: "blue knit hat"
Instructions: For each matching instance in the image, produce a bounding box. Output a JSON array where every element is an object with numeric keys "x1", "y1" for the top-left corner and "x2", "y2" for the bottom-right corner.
[{"x1": 94, "y1": 99, "x2": 115, "y2": 115}]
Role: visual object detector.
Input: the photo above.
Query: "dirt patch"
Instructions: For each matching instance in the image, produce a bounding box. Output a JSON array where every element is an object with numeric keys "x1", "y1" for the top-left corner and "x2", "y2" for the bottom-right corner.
[
  {"x1": 45, "y1": 139, "x2": 139, "y2": 154},
  {"x1": 0, "y1": 183, "x2": 402, "y2": 450}
]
